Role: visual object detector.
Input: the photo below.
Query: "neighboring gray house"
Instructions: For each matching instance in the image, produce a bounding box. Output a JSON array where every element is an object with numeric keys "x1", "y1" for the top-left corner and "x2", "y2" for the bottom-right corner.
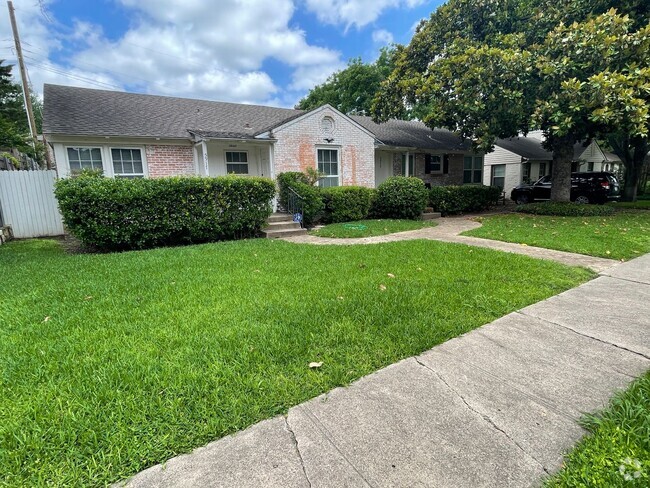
[
  {"x1": 484, "y1": 132, "x2": 620, "y2": 197},
  {"x1": 43, "y1": 84, "x2": 485, "y2": 192}
]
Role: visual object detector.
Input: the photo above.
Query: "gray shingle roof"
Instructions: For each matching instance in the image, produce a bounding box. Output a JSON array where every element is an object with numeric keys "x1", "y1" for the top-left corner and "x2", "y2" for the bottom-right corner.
[
  {"x1": 496, "y1": 137, "x2": 598, "y2": 161},
  {"x1": 43, "y1": 84, "x2": 472, "y2": 153},
  {"x1": 352, "y1": 116, "x2": 472, "y2": 152},
  {"x1": 43, "y1": 84, "x2": 302, "y2": 139},
  {"x1": 495, "y1": 137, "x2": 552, "y2": 160}
]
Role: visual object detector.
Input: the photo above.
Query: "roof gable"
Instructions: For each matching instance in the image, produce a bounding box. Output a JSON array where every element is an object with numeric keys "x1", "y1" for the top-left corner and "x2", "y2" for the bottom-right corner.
[{"x1": 265, "y1": 104, "x2": 378, "y2": 140}]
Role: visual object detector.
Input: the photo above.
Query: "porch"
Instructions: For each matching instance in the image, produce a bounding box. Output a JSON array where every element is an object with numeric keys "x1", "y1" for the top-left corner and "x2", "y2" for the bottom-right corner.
[{"x1": 194, "y1": 139, "x2": 274, "y2": 178}]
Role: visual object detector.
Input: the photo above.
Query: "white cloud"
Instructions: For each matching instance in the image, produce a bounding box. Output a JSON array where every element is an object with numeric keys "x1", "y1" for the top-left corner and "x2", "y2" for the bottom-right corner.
[
  {"x1": 0, "y1": 0, "x2": 344, "y2": 106},
  {"x1": 372, "y1": 29, "x2": 394, "y2": 45},
  {"x1": 305, "y1": 0, "x2": 426, "y2": 29},
  {"x1": 289, "y1": 61, "x2": 345, "y2": 91}
]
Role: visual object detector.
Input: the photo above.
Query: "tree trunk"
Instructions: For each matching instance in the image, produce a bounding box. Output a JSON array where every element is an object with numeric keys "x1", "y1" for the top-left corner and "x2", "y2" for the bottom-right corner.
[
  {"x1": 609, "y1": 134, "x2": 648, "y2": 202},
  {"x1": 550, "y1": 137, "x2": 574, "y2": 202}
]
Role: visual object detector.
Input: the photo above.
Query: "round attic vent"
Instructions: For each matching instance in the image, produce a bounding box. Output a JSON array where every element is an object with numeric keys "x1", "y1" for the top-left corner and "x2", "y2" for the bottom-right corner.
[{"x1": 321, "y1": 116, "x2": 335, "y2": 135}]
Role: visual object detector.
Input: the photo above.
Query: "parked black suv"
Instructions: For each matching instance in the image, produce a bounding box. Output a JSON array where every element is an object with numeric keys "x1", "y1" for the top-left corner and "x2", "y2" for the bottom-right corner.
[{"x1": 510, "y1": 172, "x2": 621, "y2": 205}]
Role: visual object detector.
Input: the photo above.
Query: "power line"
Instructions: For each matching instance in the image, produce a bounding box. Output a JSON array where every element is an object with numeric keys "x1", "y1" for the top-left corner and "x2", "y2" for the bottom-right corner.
[
  {"x1": 23, "y1": 57, "x2": 124, "y2": 90},
  {"x1": 21, "y1": 45, "x2": 173, "y2": 92}
]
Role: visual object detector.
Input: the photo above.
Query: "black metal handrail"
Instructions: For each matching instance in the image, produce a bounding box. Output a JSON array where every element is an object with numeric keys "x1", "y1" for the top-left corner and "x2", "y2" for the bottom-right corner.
[{"x1": 287, "y1": 186, "x2": 305, "y2": 227}]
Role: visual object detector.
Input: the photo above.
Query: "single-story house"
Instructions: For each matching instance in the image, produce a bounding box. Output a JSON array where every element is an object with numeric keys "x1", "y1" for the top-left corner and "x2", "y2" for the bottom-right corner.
[
  {"x1": 42, "y1": 84, "x2": 485, "y2": 195},
  {"x1": 483, "y1": 131, "x2": 621, "y2": 197}
]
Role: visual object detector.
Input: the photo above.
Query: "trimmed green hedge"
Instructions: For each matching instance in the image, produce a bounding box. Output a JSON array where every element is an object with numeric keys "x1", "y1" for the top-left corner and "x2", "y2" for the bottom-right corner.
[
  {"x1": 321, "y1": 186, "x2": 376, "y2": 223},
  {"x1": 516, "y1": 202, "x2": 615, "y2": 217},
  {"x1": 429, "y1": 185, "x2": 502, "y2": 215},
  {"x1": 55, "y1": 174, "x2": 275, "y2": 251},
  {"x1": 373, "y1": 177, "x2": 428, "y2": 220}
]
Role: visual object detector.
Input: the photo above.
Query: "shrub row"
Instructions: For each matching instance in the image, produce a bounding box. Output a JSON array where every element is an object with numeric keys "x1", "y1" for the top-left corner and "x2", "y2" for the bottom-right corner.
[
  {"x1": 429, "y1": 185, "x2": 502, "y2": 215},
  {"x1": 277, "y1": 174, "x2": 429, "y2": 225},
  {"x1": 321, "y1": 186, "x2": 376, "y2": 224},
  {"x1": 374, "y1": 177, "x2": 429, "y2": 220},
  {"x1": 515, "y1": 202, "x2": 615, "y2": 216},
  {"x1": 55, "y1": 174, "x2": 275, "y2": 251}
]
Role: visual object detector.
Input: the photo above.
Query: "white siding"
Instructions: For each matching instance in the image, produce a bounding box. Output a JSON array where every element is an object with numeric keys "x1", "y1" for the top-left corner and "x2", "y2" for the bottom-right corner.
[
  {"x1": 575, "y1": 141, "x2": 607, "y2": 172},
  {"x1": 0, "y1": 170, "x2": 64, "y2": 238},
  {"x1": 484, "y1": 146, "x2": 523, "y2": 195}
]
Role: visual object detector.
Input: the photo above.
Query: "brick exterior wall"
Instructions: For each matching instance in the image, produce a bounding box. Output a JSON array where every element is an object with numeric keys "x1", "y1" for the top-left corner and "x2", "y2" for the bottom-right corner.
[
  {"x1": 146, "y1": 144, "x2": 195, "y2": 178},
  {"x1": 392, "y1": 153, "x2": 467, "y2": 186},
  {"x1": 272, "y1": 107, "x2": 375, "y2": 187}
]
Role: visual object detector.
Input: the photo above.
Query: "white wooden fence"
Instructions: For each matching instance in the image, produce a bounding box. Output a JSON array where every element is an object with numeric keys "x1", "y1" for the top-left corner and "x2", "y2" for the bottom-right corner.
[{"x1": 0, "y1": 170, "x2": 64, "y2": 238}]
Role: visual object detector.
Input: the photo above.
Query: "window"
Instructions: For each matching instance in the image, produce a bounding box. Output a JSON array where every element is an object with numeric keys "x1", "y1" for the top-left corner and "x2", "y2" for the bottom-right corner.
[
  {"x1": 111, "y1": 148, "x2": 144, "y2": 178},
  {"x1": 587, "y1": 162, "x2": 594, "y2": 172},
  {"x1": 317, "y1": 148, "x2": 339, "y2": 187},
  {"x1": 491, "y1": 164, "x2": 506, "y2": 189},
  {"x1": 225, "y1": 151, "x2": 249, "y2": 174},
  {"x1": 522, "y1": 162, "x2": 531, "y2": 183},
  {"x1": 67, "y1": 147, "x2": 103, "y2": 172},
  {"x1": 463, "y1": 156, "x2": 483, "y2": 184},
  {"x1": 425, "y1": 154, "x2": 442, "y2": 174},
  {"x1": 401, "y1": 154, "x2": 415, "y2": 176},
  {"x1": 538, "y1": 162, "x2": 547, "y2": 180}
]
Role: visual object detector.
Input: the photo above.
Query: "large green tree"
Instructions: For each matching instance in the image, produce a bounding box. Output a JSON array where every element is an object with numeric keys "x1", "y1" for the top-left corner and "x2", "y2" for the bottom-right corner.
[
  {"x1": 374, "y1": 8, "x2": 649, "y2": 201},
  {"x1": 296, "y1": 47, "x2": 396, "y2": 115},
  {"x1": 0, "y1": 60, "x2": 27, "y2": 147},
  {"x1": 0, "y1": 60, "x2": 44, "y2": 163}
]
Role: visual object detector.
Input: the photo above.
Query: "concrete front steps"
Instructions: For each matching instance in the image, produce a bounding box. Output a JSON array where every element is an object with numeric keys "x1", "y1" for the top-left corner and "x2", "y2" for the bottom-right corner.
[
  {"x1": 261, "y1": 213, "x2": 308, "y2": 238},
  {"x1": 422, "y1": 207, "x2": 442, "y2": 221}
]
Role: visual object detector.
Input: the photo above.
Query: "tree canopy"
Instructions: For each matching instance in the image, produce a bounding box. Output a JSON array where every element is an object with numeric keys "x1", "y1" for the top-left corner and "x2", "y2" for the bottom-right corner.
[
  {"x1": 0, "y1": 60, "x2": 44, "y2": 161},
  {"x1": 372, "y1": 2, "x2": 650, "y2": 201}
]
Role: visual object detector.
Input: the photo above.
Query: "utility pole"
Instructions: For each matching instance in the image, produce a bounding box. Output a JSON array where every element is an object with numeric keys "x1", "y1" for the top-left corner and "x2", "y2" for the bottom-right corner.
[{"x1": 7, "y1": 0, "x2": 51, "y2": 169}]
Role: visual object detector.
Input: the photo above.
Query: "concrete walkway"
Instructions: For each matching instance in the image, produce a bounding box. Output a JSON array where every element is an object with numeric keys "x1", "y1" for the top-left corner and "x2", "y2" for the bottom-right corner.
[
  {"x1": 283, "y1": 215, "x2": 618, "y2": 273},
  {"x1": 121, "y1": 254, "x2": 650, "y2": 488}
]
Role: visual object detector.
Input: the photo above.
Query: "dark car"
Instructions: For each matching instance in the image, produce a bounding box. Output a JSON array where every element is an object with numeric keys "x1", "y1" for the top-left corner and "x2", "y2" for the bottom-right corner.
[{"x1": 510, "y1": 172, "x2": 621, "y2": 205}]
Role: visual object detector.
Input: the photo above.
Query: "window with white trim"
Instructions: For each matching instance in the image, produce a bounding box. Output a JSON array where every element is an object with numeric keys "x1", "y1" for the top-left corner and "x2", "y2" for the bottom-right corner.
[
  {"x1": 67, "y1": 147, "x2": 103, "y2": 173},
  {"x1": 539, "y1": 162, "x2": 547, "y2": 179},
  {"x1": 226, "y1": 151, "x2": 249, "y2": 174},
  {"x1": 317, "y1": 149, "x2": 339, "y2": 187},
  {"x1": 111, "y1": 148, "x2": 145, "y2": 178},
  {"x1": 401, "y1": 154, "x2": 415, "y2": 176},
  {"x1": 429, "y1": 155, "x2": 442, "y2": 173},
  {"x1": 463, "y1": 156, "x2": 483, "y2": 184},
  {"x1": 491, "y1": 164, "x2": 506, "y2": 189}
]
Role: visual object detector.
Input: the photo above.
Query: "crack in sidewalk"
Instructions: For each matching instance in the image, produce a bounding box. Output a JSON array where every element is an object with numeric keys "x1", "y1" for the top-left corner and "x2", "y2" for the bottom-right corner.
[
  {"x1": 517, "y1": 312, "x2": 650, "y2": 361},
  {"x1": 413, "y1": 357, "x2": 551, "y2": 475},
  {"x1": 284, "y1": 416, "x2": 313, "y2": 488}
]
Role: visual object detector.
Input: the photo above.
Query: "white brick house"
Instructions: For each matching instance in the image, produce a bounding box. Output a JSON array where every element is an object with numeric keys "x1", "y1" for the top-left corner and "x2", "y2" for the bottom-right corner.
[{"x1": 43, "y1": 84, "x2": 485, "y2": 192}]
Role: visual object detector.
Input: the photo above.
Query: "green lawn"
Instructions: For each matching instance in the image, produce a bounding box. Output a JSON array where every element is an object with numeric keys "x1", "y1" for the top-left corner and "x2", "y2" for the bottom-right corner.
[
  {"x1": 310, "y1": 219, "x2": 437, "y2": 238},
  {"x1": 463, "y1": 211, "x2": 650, "y2": 260},
  {"x1": 545, "y1": 371, "x2": 650, "y2": 487},
  {"x1": 608, "y1": 200, "x2": 650, "y2": 210},
  {"x1": 0, "y1": 238, "x2": 592, "y2": 487}
]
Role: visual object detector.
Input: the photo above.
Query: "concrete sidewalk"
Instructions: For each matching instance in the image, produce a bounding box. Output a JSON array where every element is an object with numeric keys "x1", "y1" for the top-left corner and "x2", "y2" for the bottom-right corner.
[
  {"x1": 284, "y1": 216, "x2": 618, "y2": 273},
  {"x1": 121, "y1": 255, "x2": 650, "y2": 488}
]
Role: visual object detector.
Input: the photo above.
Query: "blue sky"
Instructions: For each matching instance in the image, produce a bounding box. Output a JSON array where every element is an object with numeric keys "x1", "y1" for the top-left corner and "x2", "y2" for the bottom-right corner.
[{"x1": 0, "y1": 0, "x2": 444, "y2": 107}]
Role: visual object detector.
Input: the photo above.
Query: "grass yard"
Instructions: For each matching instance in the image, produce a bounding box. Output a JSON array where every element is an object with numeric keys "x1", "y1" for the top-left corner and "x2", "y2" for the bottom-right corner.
[
  {"x1": 545, "y1": 371, "x2": 650, "y2": 487},
  {"x1": 0, "y1": 238, "x2": 592, "y2": 487},
  {"x1": 463, "y1": 211, "x2": 650, "y2": 260},
  {"x1": 310, "y1": 219, "x2": 437, "y2": 238},
  {"x1": 608, "y1": 200, "x2": 650, "y2": 210}
]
